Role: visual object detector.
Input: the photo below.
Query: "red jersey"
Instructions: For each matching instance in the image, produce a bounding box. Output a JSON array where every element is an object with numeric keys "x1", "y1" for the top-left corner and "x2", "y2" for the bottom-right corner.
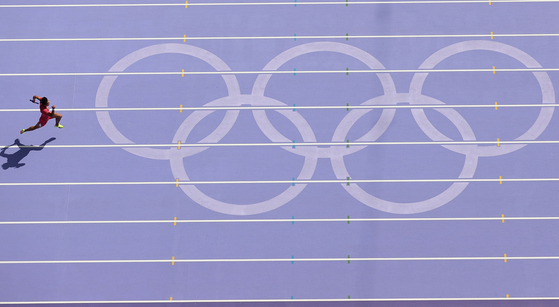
[{"x1": 38, "y1": 101, "x2": 52, "y2": 126}]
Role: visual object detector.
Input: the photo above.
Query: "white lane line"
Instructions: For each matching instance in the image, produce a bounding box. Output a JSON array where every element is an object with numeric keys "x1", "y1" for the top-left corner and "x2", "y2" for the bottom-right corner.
[{"x1": 1, "y1": 216, "x2": 558, "y2": 225}]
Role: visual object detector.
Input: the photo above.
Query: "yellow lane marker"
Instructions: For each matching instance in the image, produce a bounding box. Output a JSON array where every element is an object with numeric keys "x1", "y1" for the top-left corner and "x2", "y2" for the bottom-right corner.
[
  {"x1": 491, "y1": 31, "x2": 494, "y2": 39},
  {"x1": 178, "y1": 141, "x2": 181, "y2": 150},
  {"x1": 182, "y1": 69, "x2": 184, "y2": 77},
  {"x1": 185, "y1": 1, "x2": 188, "y2": 8},
  {"x1": 176, "y1": 178, "x2": 179, "y2": 187},
  {"x1": 180, "y1": 104, "x2": 182, "y2": 113},
  {"x1": 172, "y1": 256, "x2": 175, "y2": 265},
  {"x1": 184, "y1": 35, "x2": 186, "y2": 42},
  {"x1": 504, "y1": 253, "x2": 507, "y2": 262},
  {"x1": 502, "y1": 214, "x2": 505, "y2": 223},
  {"x1": 497, "y1": 138, "x2": 500, "y2": 147},
  {"x1": 493, "y1": 66, "x2": 496, "y2": 74},
  {"x1": 499, "y1": 176, "x2": 502, "y2": 184},
  {"x1": 174, "y1": 217, "x2": 177, "y2": 225},
  {"x1": 495, "y1": 101, "x2": 498, "y2": 110}
]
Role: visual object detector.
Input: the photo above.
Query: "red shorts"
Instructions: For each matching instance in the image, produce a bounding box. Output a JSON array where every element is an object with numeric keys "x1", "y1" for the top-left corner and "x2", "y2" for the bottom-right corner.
[{"x1": 38, "y1": 115, "x2": 52, "y2": 127}]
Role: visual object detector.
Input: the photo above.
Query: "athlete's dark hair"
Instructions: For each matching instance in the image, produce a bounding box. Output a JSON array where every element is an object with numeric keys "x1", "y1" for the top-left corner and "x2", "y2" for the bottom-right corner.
[{"x1": 40, "y1": 97, "x2": 48, "y2": 105}]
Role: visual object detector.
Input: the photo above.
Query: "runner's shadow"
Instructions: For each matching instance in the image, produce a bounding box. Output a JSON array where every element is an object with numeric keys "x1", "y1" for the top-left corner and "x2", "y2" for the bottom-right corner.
[{"x1": 0, "y1": 137, "x2": 56, "y2": 170}]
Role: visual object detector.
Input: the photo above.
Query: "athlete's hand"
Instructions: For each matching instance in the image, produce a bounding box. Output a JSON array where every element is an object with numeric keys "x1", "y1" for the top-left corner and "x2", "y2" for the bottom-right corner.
[{"x1": 52, "y1": 105, "x2": 56, "y2": 109}]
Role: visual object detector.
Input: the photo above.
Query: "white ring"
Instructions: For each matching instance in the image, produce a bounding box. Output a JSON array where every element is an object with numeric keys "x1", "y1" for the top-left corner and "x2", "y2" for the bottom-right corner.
[
  {"x1": 409, "y1": 40, "x2": 555, "y2": 157},
  {"x1": 170, "y1": 95, "x2": 318, "y2": 215},
  {"x1": 95, "y1": 43, "x2": 241, "y2": 160},
  {"x1": 331, "y1": 93, "x2": 478, "y2": 214},
  {"x1": 252, "y1": 42, "x2": 398, "y2": 159}
]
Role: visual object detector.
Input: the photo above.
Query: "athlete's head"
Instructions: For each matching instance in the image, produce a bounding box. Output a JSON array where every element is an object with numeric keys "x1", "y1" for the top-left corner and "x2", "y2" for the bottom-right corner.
[{"x1": 40, "y1": 97, "x2": 49, "y2": 106}]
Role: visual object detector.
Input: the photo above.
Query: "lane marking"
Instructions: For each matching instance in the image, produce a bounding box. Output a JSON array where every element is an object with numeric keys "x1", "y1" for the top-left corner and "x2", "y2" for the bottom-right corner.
[
  {"x1": 8, "y1": 33, "x2": 559, "y2": 43},
  {"x1": 2, "y1": 255, "x2": 558, "y2": 265},
  {"x1": 2, "y1": 216, "x2": 558, "y2": 225},
  {"x1": 4, "y1": 103, "x2": 559, "y2": 112},
  {"x1": 4, "y1": 297, "x2": 559, "y2": 304},
  {"x1": 3, "y1": 67, "x2": 559, "y2": 77},
  {"x1": 4, "y1": 177, "x2": 559, "y2": 187},
  {"x1": 5, "y1": 139, "x2": 551, "y2": 149},
  {"x1": 3, "y1": 0, "x2": 559, "y2": 8}
]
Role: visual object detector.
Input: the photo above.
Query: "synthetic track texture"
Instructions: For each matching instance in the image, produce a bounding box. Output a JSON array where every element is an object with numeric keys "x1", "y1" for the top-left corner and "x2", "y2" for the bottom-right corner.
[{"x1": 1, "y1": 1, "x2": 559, "y2": 305}]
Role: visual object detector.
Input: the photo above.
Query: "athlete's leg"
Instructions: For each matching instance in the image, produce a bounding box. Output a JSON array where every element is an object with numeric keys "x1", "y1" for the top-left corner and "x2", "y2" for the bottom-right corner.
[
  {"x1": 21, "y1": 123, "x2": 41, "y2": 134},
  {"x1": 52, "y1": 112, "x2": 63, "y2": 127}
]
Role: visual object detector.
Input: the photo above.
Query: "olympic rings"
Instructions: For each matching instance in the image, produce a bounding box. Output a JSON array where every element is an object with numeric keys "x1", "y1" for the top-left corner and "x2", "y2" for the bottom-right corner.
[{"x1": 95, "y1": 41, "x2": 555, "y2": 215}]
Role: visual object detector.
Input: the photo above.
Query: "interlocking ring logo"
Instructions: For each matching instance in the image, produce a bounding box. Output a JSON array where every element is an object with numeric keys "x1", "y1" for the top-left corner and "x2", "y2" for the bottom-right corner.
[{"x1": 95, "y1": 41, "x2": 554, "y2": 215}]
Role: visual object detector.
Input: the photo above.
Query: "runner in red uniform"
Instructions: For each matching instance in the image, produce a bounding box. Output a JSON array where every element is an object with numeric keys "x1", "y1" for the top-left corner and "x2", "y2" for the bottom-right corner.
[{"x1": 20, "y1": 96, "x2": 63, "y2": 134}]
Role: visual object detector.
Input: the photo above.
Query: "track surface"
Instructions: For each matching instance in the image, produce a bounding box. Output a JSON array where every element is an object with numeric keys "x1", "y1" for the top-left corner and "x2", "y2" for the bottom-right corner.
[{"x1": 1, "y1": 0, "x2": 559, "y2": 305}]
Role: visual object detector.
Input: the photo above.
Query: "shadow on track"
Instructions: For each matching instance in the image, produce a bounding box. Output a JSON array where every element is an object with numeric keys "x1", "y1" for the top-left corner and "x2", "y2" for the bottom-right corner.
[{"x1": 0, "y1": 137, "x2": 56, "y2": 170}]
